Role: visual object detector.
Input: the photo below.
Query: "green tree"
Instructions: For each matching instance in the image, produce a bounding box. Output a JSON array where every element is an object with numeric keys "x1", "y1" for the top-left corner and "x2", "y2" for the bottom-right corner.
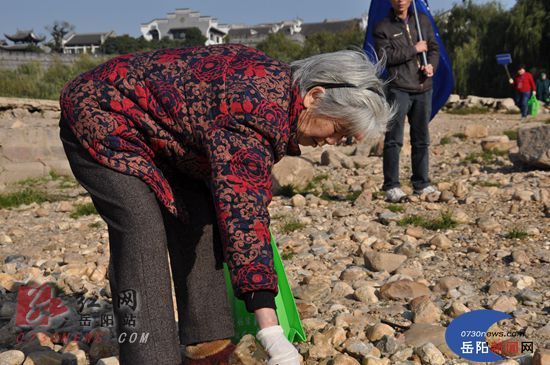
[
  {"x1": 257, "y1": 33, "x2": 302, "y2": 62},
  {"x1": 258, "y1": 25, "x2": 364, "y2": 62},
  {"x1": 436, "y1": 0, "x2": 549, "y2": 97},
  {"x1": 101, "y1": 35, "x2": 141, "y2": 54},
  {"x1": 180, "y1": 27, "x2": 207, "y2": 46},
  {"x1": 504, "y1": 0, "x2": 549, "y2": 74},
  {"x1": 100, "y1": 28, "x2": 207, "y2": 55},
  {"x1": 300, "y1": 27, "x2": 363, "y2": 58}
]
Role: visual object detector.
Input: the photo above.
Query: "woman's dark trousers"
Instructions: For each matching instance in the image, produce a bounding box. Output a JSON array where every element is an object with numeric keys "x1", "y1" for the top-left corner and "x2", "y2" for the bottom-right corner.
[
  {"x1": 382, "y1": 88, "x2": 433, "y2": 191},
  {"x1": 59, "y1": 120, "x2": 234, "y2": 365}
]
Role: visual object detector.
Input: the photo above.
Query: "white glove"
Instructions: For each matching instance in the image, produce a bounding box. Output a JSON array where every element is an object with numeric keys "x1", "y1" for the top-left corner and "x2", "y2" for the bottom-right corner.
[{"x1": 256, "y1": 325, "x2": 301, "y2": 365}]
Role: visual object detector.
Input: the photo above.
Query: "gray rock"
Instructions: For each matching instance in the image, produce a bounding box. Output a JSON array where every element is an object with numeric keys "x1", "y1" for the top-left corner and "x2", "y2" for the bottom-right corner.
[
  {"x1": 379, "y1": 280, "x2": 431, "y2": 301},
  {"x1": 404, "y1": 324, "x2": 446, "y2": 348},
  {"x1": 290, "y1": 194, "x2": 306, "y2": 207},
  {"x1": 271, "y1": 156, "x2": 315, "y2": 193},
  {"x1": 518, "y1": 289, "x2": 543, "y2": 303},
  {"x1": 364, "y1": 252, "x2": 407, "y2": 273},
  {"x1": 512, "y1": 190, "x2": 534, "y2": 201},
  {"x1": 481, "y1": 135, "x2": 510, "y2": 152},
  {"x1": 416, "y1": 343, "x2": 445, "y2": 365},
  {"x1": 429, "y1": 234, "x2": 452, "y2": 250},
  {"x1": 0, "y1": 350, "x2": 25, "y2": 365},
  {"x1": 464, "y1": 125, "x2": 489, "y2": 139},
  {"x1": 446, "y1": 301, "x2": 470, "y2": 317},
  {"x1": 332, "y1": 353, "x2": 360, "y2": 365},
  {"x1": 375, "y1": 335, "x2": 398, "y2": 354},
  {"x1": 293, "y1": 283, "x2": 332, "y2": 303},
  {"x1": 96, "y1": 357, "x2": 120, "y2": 365},
  {"x1": 332, "y1": 281, "x2": 355, "y2": 298},
  {"x1": 354, "y1": 286, "x2": 379, "y2": 304},
  {"x1": 343, "y1": 339, "x2": 375, "y2": 358},
  {"x1": 517, "y1": 123, "x2": 550, "y2": 168},
  {"x1": 476, "y1": 217, "x2": 501, "y2": 232},
  {"x1": 410, "y1": 296, "x2": 442, "y2": 324},
  {"x1": 510, "y1": 274, "x2": 536, "y2": 289},
  {"x1": 320, "y1": 149, "x2": 354, "y2": 169},
  {"x1": 23, "y1": 350, "x2": 63, "y2": 365},
  {"x1": 433, "y1": 277, "x2": 464, "y2": 295},
  {"x1": 366, "y1": 323, "x2": 394, "y2": 342},
  {"x1": 61, "y1": 349, "x2": 87, "y2": 365},
  {"x1": 378, "y1": 212, "x2": 400, "y2": 225},
  {"x1": 490, "y1": 295, "x2": 518, "y2": 313}
]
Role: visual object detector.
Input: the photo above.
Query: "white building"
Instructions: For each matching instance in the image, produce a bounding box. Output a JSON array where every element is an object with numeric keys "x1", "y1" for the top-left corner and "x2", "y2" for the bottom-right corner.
[
  {"x1": 63, "y1": 32, "x2": 115, "y2": 54},
  {"x1": 228, "y1": 15, "x2": 368, "y2": 48},
  {"x1": 140, "y1": 8, "x2": 229, "y2": 45}
]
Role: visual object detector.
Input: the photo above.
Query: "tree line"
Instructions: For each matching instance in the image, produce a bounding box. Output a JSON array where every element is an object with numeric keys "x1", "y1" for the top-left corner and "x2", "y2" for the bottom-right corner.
[
  {"x1": 435, "y1": 0, "x2": 549, "y2": 97},
  {"x1": 250, "y1": 0, "x2": 549, "y2": 98},
  {"x1": 3, "y1": 0, "x2": 547, "y2": 99}
]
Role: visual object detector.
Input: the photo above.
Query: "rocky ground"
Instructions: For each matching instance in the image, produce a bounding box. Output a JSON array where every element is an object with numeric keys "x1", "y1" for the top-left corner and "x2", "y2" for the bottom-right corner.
[{"x1": 0, "y1": 109, "x2": 549, "y2": 365}]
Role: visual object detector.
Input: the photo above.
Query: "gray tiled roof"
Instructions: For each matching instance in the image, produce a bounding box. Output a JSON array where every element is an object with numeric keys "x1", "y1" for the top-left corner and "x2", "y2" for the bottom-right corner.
[
  {"x1": 64, "y1": 33, "x2": 111, "y2": 47},
  {"x1": 301, "y1": 19, "x2": 360, "y2": 36},
  {"x1": 4, "y1": 30, "x2": 45, "y2": 43},
  {"x1": 228, "y1": 26, "x2": 272, "y2": 39}
]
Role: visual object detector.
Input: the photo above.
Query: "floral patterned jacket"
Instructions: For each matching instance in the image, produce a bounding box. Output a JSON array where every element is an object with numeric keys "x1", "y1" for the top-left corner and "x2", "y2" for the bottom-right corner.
[{"x1": 59, "y1": 44, "x2": 303, "y2": 299}]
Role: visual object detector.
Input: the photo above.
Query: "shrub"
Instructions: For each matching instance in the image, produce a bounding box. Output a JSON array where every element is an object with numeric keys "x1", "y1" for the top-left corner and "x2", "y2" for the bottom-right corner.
[
  {"x1": 70, "y1": 203, "x2": 98, "y2": 219},
  {"x1": 0, "y1": 189, "x2": 53, "y2": 209}
]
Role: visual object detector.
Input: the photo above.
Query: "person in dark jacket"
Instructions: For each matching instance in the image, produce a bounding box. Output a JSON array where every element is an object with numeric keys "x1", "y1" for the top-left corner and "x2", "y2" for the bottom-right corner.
[
  {"x1": 374, "y1": 0, "x2": 440, "y2": 203},
  {"x1": 535, "y1": 72, "x2": 550, "y2": 106},
  {"x1": 59, "y1": 44, "x2": 392, "y2": 365}
]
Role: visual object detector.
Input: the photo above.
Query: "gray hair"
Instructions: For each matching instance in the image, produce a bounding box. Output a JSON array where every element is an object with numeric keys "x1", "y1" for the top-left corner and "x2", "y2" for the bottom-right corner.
[{"x1": 290, "y1": 50, "x2": 394, "y2": 140}]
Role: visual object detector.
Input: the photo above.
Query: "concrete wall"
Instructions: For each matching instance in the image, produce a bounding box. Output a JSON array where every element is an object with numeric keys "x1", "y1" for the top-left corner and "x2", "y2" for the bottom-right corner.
[
  {"x1": 0, "y1": 97, "x2": 73, "y2": 186},
  {"x1": 0, "y1": 50, "x2": 100, "y2": 70}
]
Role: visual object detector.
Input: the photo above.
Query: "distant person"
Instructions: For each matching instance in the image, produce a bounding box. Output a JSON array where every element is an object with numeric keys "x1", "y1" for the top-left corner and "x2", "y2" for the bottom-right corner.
[
  {"x1": 374, "y1": 0, "x2": 440, "y2": 203},
  {"x1": 59, "y1": 44, "x2": 391, "y2": 365},
  {"x1": 535, "y1": 72, "x2": 550, "y2": 106},
  {"x1": 509, "y1": 64, "x2": 536, "y2": 119}
]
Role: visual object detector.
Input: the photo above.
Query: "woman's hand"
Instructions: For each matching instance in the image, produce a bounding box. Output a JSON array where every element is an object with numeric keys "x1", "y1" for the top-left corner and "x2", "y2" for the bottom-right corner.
[{"x1": 256, "y1": 325, "x2": 301, "y2": 365}]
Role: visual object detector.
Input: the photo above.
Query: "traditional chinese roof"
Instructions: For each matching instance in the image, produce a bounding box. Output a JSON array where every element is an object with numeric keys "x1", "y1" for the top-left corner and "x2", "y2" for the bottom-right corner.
[
  {"x1": 300, "y1": 19, "x2": 361, "y2": 36},
  {"x1": 228, "y1": 18, "x2": 361, "y2": 40},
  {"x1": 4, "y1": 30, "x2": 45, "y2": 43},
  {"x1": 64, "y1": 32, "x2": 114, "y2": 47},
  {"x1": 0, "y1": 44, "x2": 36, "y2": 51}
]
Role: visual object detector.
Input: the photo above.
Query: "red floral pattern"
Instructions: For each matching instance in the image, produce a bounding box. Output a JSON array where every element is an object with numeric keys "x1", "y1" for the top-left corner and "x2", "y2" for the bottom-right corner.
[{"x1": 59, "y1": 44, "x2": 303, "y2": 298}]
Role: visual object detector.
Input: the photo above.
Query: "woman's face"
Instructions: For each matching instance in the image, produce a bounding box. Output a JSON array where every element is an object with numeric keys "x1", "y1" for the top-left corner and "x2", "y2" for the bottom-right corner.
[{"x1": 297, "y1": 86, "x2": 363, "y2": 147}]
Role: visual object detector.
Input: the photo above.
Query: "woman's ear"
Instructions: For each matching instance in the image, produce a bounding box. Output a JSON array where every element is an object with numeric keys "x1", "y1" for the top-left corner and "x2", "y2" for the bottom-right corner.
[{"x1": 303, "y1": 86, "x2": 325, "y2": 109}]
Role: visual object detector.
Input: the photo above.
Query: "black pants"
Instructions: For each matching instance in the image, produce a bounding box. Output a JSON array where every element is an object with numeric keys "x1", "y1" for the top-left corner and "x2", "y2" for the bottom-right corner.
[
  {"x1": 383, "y1": 88, "x2": 433, "y2": 191},
  {"x1": 59, "y1": 120, "x2": 234, "y2": 365}
]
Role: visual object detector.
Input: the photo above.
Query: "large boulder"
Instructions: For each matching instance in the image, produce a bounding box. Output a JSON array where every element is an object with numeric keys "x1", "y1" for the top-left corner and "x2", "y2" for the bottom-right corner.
[
  {"x1": 497, "y1": 98, "x2": 518, "y2": 112},
  {"x1": 271, "y1": 156, "x2": 316, "y2": 193},
  {"x1": 517, "y1": 123, "x2": 550, "y2": 169},
  {"x1": 465, "y1": 95, "x2": 483, "y2": 107},
  {"x1": 445, "y1": 94, "x2": 460, "y2": 108}
]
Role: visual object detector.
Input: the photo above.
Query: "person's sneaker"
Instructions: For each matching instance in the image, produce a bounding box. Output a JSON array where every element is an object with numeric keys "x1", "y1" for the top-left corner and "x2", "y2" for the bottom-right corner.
[
  {"x1": 413, "y1": 185, "x2": 439, "y2": 195},
  {"x1": 385, "y1": 187, "x2": 407, "y2": 202}
]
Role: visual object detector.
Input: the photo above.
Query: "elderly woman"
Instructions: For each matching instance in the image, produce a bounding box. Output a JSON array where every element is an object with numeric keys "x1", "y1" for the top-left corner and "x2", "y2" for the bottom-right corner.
[{"x1": 59, "y1": 44, "x2": 391, "y2": 365}]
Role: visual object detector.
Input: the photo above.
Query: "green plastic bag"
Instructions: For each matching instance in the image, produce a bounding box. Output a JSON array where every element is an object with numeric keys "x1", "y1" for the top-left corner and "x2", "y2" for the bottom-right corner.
[
  {"x1": 223, "y1": 231, "x2": 306, "y2": 343},
  {"x1": 528, "y1": 94, "x2": 539, "y2": 116}
]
